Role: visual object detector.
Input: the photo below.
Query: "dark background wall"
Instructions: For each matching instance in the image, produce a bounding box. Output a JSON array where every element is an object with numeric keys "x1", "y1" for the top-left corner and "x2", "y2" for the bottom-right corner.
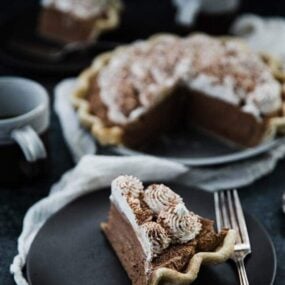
[{"x1": 1, "y1": 0, "x2": 285, "y2": 27}]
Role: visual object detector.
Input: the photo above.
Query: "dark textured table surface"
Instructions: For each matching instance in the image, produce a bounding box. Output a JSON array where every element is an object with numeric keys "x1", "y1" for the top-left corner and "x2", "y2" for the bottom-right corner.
[
  {"x1": 0, "y1": 75, "x2": 285, "y2": 285},
  {"x1": 0, "y1": 1, "x2": 285, "y2": 284}
]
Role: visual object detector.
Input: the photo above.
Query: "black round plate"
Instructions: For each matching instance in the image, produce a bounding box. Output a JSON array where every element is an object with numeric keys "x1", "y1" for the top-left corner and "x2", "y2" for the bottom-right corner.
[{"x1": 26, "y1": 184, "x2": 276, "y2": 285}]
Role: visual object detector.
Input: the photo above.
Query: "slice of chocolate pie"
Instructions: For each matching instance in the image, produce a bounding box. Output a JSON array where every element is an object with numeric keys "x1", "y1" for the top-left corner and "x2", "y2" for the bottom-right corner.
[
  {"x1": 101, "y1": 176, "x2": 236, "y2": 285},
  {"x1": 38, "y1": 0, "x2": 122, "y2": 44},
  {"x1": 72, "y1": 33, "x2": 285, "y2": 148}
]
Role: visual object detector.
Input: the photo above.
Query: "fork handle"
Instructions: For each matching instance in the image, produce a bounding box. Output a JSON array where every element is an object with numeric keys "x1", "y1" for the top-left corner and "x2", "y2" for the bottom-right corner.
[{"x1": 236, "y1": 259, "x2": 249, "y2": 285}]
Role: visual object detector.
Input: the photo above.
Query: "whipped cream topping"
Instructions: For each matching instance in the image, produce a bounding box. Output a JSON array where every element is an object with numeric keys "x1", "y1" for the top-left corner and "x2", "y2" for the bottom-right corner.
[
  {"x1": 110, "y1": 176, "x2": 203, "y2": 265},
  {"x1": 141, "y1": 222, "x2": 171, "y2": 257},
  {"x1": 158, "y1": 203, "x2": 202, "y2": 244},
  {"x1": 248, "y1": 81, "x2": 282, "y2": 114},
  {"x1": 111, "y1": 175, "x2": 143, "y2": 198},
  {"x1": 96, "y1": 34, "x2": 282, "y2": 124},
  {"x1": 144, "y1": 184, "x2": 182, "y2": 213},
  {"x1": 42, "y1": 0, "x2": 112, "y2": 19}
]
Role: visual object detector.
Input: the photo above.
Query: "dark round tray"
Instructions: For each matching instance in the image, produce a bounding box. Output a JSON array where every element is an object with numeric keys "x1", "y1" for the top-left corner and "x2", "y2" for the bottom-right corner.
[{"x1": 26, "y1": 184, "x2": 276, "y2": 285}]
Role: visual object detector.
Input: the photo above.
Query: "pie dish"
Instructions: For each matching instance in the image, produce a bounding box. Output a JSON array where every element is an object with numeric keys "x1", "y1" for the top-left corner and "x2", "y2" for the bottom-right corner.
[
  {"x1": 101, "y1": 175, "x2": 236, "y2": 285},
  {"x1": 38, "y1": 0, "x2": 122, "y2": 44},
  {"x1": 72, "y1": 33, "x2": 285, "y2": 148}
]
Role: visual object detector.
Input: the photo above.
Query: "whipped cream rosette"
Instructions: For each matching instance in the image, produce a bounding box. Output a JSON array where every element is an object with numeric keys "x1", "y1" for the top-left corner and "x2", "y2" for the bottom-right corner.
[
  {"x1": 158, "y1": 203, "x2": 202, "y2": 243},
  {"x1": 144, "y1": 184, "x2": 183, "y2": 213},
  {"x1": 112, "y1": 175, "x2": 143, "y2": 198},
  {"x1": 141, "y1": 222, "x2": 171, "y2": 257}
]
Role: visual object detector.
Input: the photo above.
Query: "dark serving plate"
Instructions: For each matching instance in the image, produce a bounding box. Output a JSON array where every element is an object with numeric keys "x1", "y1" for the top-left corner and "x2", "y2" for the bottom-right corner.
[{"x1": 26, "y1": 184, "x2": 276, "y2": 285}]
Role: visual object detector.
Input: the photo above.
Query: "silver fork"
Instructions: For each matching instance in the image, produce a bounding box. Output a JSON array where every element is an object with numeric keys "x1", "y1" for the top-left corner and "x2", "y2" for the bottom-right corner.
[{"x1": 214, "y1": 189, "x2": 251, "y2": 285}]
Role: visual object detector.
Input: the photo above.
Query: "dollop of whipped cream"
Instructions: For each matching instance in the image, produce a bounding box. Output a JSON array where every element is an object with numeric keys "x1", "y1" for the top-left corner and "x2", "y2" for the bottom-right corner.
[
  {"x1": 141, "y1": 222, "x2": 171, "y2": 257},
  {"x1": 144, "y1": 184, "x2": 183, "y2": 213},
  {"x1": 248, "y1": 81, "x2": 282, "y2": 115},
  {"x1": 96, "y1": 34, "x2": 282, "y2": 124},
  {"x1": 112, "y1": 175, "x2": 143, "y2": 198},
  {"x1": 158, "y1": 203, "x2": 202, "y2": 243}
]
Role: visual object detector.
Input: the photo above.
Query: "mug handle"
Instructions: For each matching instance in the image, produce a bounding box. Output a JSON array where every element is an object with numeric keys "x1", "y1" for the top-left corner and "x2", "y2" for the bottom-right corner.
[{"x1": 11, "y1": 126, "x2": 47, "y2": 162}]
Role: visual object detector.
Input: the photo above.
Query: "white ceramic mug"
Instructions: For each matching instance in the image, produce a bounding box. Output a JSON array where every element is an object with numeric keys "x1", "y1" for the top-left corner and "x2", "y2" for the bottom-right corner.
[{"x1": 0, "y1": 77, "x2": 49, "y2": 163}]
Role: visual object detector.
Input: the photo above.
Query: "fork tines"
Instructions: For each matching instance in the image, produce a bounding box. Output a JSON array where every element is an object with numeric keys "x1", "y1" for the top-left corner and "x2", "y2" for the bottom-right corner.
[{"x1": 214, "y1": 189, "x2": 251, "y2": 251}]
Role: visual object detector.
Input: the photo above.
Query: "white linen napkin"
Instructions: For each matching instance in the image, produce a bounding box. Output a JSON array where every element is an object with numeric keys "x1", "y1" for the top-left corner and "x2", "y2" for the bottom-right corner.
[{"x1": 10, "y1": 154, "x2": 187, "y2": 285}]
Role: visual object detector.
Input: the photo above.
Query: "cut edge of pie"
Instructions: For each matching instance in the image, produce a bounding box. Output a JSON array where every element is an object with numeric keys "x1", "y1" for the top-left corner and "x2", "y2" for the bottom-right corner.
[{"x1": 71, "y1": 34, "x2": 285, "y2": 147}]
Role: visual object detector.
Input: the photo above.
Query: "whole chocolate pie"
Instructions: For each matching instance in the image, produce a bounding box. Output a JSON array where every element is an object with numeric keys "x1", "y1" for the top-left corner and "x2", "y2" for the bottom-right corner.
[
  {"x1": 72, "y1": 33, "x2": 285, "y2": 147},
  {"x1": 38, "y1": 0, "x2": 122, "y2": 44},
  {"x1": 101, "y1": 175, "x2": 236, "y2": 285}
]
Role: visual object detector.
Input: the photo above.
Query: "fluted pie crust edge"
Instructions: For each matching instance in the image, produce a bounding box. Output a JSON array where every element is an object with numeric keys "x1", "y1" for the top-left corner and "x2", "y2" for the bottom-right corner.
[
  {"x1": 90, "y1": 0, "x2": 122, "y2": 40},
  {"x1": 150, "y1": 229, "x2": 236, "y2": 285},
  {"x1": 101, "y1": 222, "x2": 236, "y2": 285},
  {"x1": 71, "y1": 34, "x2": 285, "y2": 147}
]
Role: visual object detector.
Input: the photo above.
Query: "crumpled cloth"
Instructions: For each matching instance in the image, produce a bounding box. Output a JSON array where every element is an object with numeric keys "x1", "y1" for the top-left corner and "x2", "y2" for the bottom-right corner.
[{"x1": 10, "y1": 155, "x2": 187, "y2": 285}]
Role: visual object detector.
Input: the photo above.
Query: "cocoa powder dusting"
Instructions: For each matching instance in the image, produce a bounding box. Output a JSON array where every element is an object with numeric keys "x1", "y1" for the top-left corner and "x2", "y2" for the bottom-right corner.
[
  {"x1": 151, "y1": 218, "x2": 227, "y2": 272},
  {"x1": 127, "y1": 196, "x2": 153, "y2": 225}
]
